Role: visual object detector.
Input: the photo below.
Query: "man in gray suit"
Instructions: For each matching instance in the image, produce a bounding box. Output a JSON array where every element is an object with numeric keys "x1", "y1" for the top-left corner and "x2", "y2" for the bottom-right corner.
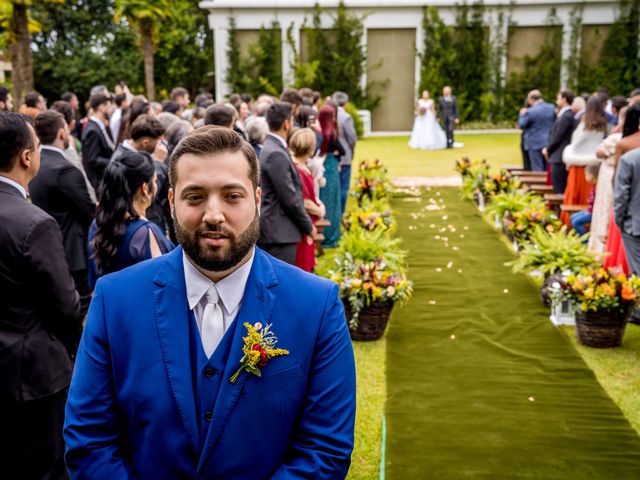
[
  {"x1": 258, "y1": 102, "x2": 316, "y2": 264},
  {"x1": 518, "y1": 89, "x2": 556, "y2": 171},
  {"x1": 614, "y1": 146, "x2": 640, "y2": 276},
  {"x1": 333, "y1": 91, "x2": 357, "y2": 214}
]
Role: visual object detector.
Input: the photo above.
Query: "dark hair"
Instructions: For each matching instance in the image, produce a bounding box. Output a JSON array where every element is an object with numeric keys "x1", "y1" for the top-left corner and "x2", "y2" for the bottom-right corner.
[
  {"x1": 89, "y1": 93, "x2": 112, "y2": 111},
  {"x1": 319, "y1": 104, "x2": 337, "y2": 155},
  {"x1": 280, "y1": 88, "x2": 303, "y2": 106},
  {"x1": 165, "y1": 120, "x2": 193, "y2": 157},
  {"x1": 559, "y1": 89, "x2": 575, "y2": 106},
  {"x1": 161, "y1": 100, "x2": 180, "y2": 115},
  {"x1": 171, "y1": 87, "x2": 189, "y2": 101},
  {"x1": 25, "y1": 92, "x2": 42, "y2": 108},
  {"x1": 0, "y1": 86, "x2": 10, "y2": 104},
  {"x1": 630, "y1": 88, "x2": 640, "y2": 98},
  {"x1": 169, "y1": 125, "x2": 259, "y2": 189},
  {"x1": 34, "y1": 110, "x2": 65, "y2": 145},
  {"x1": 130, "y1": 114, "x2": 166, "y2": 141},
  {"x1": 195, "y1": 92, "x2": 213, "y2": 108},
  {"x1": 296, "y1": 105, "x2": 315, "y2": 128},
  {"x1": 612, "y1": 96, "x2": 628, "y2": 113},
  {"x1": 0, "y1": 111, "x2": 34, "y2": 172},
  {"x1": 529, "y1": 92, "x2": 542, "y2": 102},
  {"x1": 582, "y1": 95, "x2": 607, "y2": 132},
  {"x1": 240, "y1": 93, "x2": 252, "y2": 104},
  {"x1": 204, "y1": 104, "x2": 235, "y2": 127},
  {"x1": 93, "y1": 151, "x2": 155, "y2": 275},
  {"x1": 265, "y1": 102, "x2": 292, "y2": 131},
  {"x1": 114, "y1": 93, "x2": 127, "y2": 107},
  {"x1": 50, "y1": 101, "x2": 74, "y2": 124},
  {"x1": 118, "y1": 97, "x2": 150, "y2": 144},
  {"x1": 228, "y1": 93, "x2": 242, "y2": 110},
  {"x1": 61, "y1": 92, "x2": 76, "y2": 103},
  {"x1": 595, "y1": 87, "x2": 609, "y2": 103},
  {"x1": 622, "y1": 104, "x2": 640, "y2": 138}
]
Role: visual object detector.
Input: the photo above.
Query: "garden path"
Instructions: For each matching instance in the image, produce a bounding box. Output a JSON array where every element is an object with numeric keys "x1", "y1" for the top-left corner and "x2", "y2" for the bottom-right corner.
[{"x1": 384, "y1": 187, "x2": 640, "y2": 478}]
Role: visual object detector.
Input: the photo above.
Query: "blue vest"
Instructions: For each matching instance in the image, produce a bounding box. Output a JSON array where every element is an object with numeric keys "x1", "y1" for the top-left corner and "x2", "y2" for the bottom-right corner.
[{"x1": 187, "y1": 311, "x2": 239, "y2": 453}]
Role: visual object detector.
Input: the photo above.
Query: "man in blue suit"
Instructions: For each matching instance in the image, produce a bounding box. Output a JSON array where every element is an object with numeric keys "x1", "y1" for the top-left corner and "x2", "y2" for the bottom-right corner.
[
  {"x1": 518, "y1": 89, "x2": 556, "y2": 171},
  {"x1": 64, "y1": 126, "x2": 356, "y2": 479}
]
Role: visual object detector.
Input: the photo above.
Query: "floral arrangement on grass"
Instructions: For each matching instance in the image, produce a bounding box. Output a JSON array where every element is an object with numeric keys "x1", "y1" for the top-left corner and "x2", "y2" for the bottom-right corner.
[
  {"x1": 503, "y1": 208, "x2": 561, "y2": 244},
  {"x1": 455, "y1": 157, "x2": 489, "y2": 178},
  {"x1": 484, "y1": 190, "x2": 545, "y2": 220},
  {"x1": 509, "y1": 226, "x2": 599, "y2": 277},
  {"x1": 482, "y1": 170, "x2": 521, "y2": 196},
  {"x1": 343, "y1": 204, "x2": 396, "y2": 234},
  {"x1": 352, "y1": 175, "x2": 392, "y2": 203},
  {"x1": 559, "y1": 268, "x2": 640, "y2": 314},
  {"x1": 359, "y1": 158, "x2": 386, "y2": 173}
]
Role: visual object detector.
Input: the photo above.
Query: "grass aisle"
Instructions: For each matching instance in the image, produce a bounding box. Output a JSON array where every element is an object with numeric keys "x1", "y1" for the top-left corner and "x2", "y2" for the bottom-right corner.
[{"x1": 385, "y1": 188, "x2": 640, "y2": 479}]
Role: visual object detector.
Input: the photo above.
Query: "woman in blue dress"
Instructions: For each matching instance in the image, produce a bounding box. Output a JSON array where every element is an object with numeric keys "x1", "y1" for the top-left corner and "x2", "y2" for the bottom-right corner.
[
  {"x1": 318, "y1": 104, "x2": 345, "y2": 248},
  {"x1": 88, "y1": 150, "x2": 175, "y2": 289}
]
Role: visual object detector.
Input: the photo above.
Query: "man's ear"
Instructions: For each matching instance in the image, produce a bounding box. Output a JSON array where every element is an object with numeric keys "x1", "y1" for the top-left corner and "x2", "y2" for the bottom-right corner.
[
  {"x1": 19, "y1": 148, "x2": 32, "y2": 169},
  {"x1": 168, "y1": 188, "x2": 175, "y2": 216},
  {"x1": 255, "y1": 186, "x2": 262, "y2": 212}
]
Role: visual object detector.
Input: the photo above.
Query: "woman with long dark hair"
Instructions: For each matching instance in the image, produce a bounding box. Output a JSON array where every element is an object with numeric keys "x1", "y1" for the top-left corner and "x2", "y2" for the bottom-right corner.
[
  {"x1": 117, "y1": 97, "x2": 151, "y2": 145},
  {"x1": 318, "y1": 104, "x2": 345, "y2": 248},
  {"x1": 87, "y1": 151, "x2": 174, "y2": 289}
]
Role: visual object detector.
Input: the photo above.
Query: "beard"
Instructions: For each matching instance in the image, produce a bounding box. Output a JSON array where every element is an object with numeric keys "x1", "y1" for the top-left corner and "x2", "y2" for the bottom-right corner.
[{"x1": 173, "y1": 209, "x2": 260, "y2": 272}]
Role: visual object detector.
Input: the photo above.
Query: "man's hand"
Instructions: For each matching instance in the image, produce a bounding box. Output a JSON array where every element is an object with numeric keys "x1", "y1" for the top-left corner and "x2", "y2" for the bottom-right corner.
[
  {"x1": 519, "y1": 107, "x2": 528, "y2": 115},
  {"x1": 454, "y1": 118, "x2": 460, "y2": 125},
  {"x1": 310, "y1": 225, "x2": 318, "y2": 239},
  {"x1": 542, "y1": 148, "x2": 548, "y2": 160}
]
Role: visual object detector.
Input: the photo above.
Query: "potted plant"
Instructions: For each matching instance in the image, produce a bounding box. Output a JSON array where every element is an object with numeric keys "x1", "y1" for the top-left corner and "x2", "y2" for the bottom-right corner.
[
  {"x1": 342, "y1": 201, "x2": 396, "y2": 234},
  {"x1": 484, "y1": 190, "x2": 544, "y2": 230},
  {"x1": 503, "y1": 207, "x2": 561, "y2": 247},
  {"x1": 327, "y1": 229, "x2": 412, "y2": 340},
  {"x1": 560, "y1": 268, "x2": 640, "y2": 348},
  {"x1": 352, "y1": 159, "x2": 392, "y2": 205}
]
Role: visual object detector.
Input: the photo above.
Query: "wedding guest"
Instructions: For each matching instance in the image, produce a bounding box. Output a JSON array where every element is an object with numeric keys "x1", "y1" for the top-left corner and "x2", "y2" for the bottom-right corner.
[
  {"x1": 281, "y1": 88, "x2": 304, "y2": 118},
  {"x1": 204, "y1": 104, "x2": 235, "y2": 129},
  {"x1": 88, "y1": 151, "x2": 174, "y2": 289},
  {"x1": 189, "y1": 106, "x2": 205, "y2": 126},
  {"x1": 150, "y1": 101, "x2": 163, "y2": 116},
  {"x1": 245, "y1": 115, "x2": 268, "y2": 157},
  {"x1": 615, "y1": 144, "x2": 640, "y2": 276},
  {"x1": 518, "y1": 97, "x2": 532, "y2": 171},
  {"x1": 0, "y1": 86, "x2": 13, "y2": 111},
  {"x1": 117, "y1": 97, "x2": 151, "y2": 144},
  {"x1": 589, "y1": 107, "x2": 629, "y2": 255},
  {"x1": 572, "y1": 96, "x2": 586, "y2": 120},
  {"x1": 157, "y1": 111, "x2": 180, "y2": 130},
  {"x1": 518, "y1": 89, "x2": 556, "y2": 171},
  {"x1": 30, "y1": 110, "x2": 96, "y2": 314},
  {"x1": 570, "y1": 163, "x2": 599, "y2": 238},
  {"x1": 543, "y1": 89, "x2": 576, "y2": 193},
  {"x1": 318, "y1": 104, "x2": 345, "y2": 248},
  {"x1": 170, "y1": 87, "x2": 190, "y2": 116},
  {"x1": 165, "y1": 120, "x2": 194, "y2": 158},
  {"x1": 82, "y1": 93, "x2": 115, "y2": 190},
  {"x1": 0, "y1": 111, "x2": 82, "y2": 479},
  {"x1": 333, "y1": 91, "x2": 358, "y2": 214},
  {"x1": 560, "y1": 95, "x2": 608, "y2": 225},
  {"x1": 195, "y1": 92, "x2": 213, "y2": 108},
  {"x1": 290, "y1": 128, "x2": 325, "y2": 272},
  {"x1": 19, "y1": 91, "x2": 46, "y2": 119},
  {"x1": 110, "y1": 93, "x2": 129, "y2": 143},
  {"x1": 258, "y1": 102, "x2": 316, "y2": 264},
  {"x1": 611, "y1": 96, "x2": 628, "y2": 127},
  {"x1": 161, "y1": 100, "x2": 180, "y2": 116}
]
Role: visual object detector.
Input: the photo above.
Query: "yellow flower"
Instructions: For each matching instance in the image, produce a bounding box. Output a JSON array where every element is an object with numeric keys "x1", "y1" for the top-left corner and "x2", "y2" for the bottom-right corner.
[
  {"x1": 387, "y1": 286, "x2": 396, "y2": 297},
  {"x1": 351, "y1": 278, "x2": 363, "y2": 288},
  {"x1": 584, "y1": 288, "x2": 594, "y2": 299},
  {"x1": 601, "y1": 284, "x2": 616, "y2": 297}
]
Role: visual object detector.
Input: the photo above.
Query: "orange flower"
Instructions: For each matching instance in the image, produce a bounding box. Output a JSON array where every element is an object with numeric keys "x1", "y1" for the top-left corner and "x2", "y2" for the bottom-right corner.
[{"x1": 621, "y1": 286, "x2": 636, "y2": 301}]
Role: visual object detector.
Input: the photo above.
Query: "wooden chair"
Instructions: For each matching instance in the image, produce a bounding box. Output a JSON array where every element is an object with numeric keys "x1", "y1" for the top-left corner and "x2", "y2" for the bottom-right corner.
[
  {"x1": 529, "y1": 184, "x2": 554, "y2": 194},
  {"x1": 560, "y1": 204, "x2": 588, "y2": 214},
  {"x1": 314, "y1": 218, "x2": 331, "y2": 257},
  {"x1": 543, "y1": 193, "x2": 564, "y2": 214}
]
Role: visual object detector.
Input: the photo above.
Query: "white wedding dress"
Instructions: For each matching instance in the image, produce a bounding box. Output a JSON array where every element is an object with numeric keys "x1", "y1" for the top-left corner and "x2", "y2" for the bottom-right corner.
[{"x1": 408, "y1": 99, "x2": 447, "y2": 150}]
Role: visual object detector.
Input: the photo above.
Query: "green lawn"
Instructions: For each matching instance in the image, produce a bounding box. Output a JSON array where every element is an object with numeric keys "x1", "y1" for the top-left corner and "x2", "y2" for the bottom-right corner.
[{"x1": 353, "y1": 133, "x2": 521, "y2": 178}]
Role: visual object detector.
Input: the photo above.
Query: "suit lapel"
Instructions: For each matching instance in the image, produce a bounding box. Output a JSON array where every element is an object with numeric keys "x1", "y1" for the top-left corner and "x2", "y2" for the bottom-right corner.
[
  {"x1": 152, "y1": 247, "x2": 199, "y2": 453},
  {"x1": 198, "y1": 249, "x2": 278, "y2": 469}
]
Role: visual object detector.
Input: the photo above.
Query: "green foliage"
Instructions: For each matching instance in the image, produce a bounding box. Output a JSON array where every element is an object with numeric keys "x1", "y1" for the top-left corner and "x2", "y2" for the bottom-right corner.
[
  {"x1": 484, "y1": 190, "x2": 545, "y2": 219},
  {"x1": 332, "y1": 228, "x2": 407, "y2": 272},
  {"x1": 344, "y1": 102, "x2": 364, "y2": 138},
  {"x1": 509, "y1": 226, "x2": 598, "y2": 276},
  {"x1": 565, "y1": 5, "x2": 583, "y2": 91},
  {"x1": 418, "y1": 6, "x2": 455, "y2": 96}
]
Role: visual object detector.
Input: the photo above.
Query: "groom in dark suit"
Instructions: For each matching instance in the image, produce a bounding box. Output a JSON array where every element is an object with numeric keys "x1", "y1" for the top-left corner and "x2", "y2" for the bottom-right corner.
[
  {"x1": 438, "y1": 86, "x2": 459, "y2": 148},
  {"x1": 543, "y1": 89, "x2": 576, "y2": 193},
  {"x1": 258, "y1": 101, "x2": 316, "y2": 264}
]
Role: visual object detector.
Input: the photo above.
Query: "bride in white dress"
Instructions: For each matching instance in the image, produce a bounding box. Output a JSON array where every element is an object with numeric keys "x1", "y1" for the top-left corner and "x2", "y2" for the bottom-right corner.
[{"x1": 408, "y1": 90, "x2": 447, "y2": 150}]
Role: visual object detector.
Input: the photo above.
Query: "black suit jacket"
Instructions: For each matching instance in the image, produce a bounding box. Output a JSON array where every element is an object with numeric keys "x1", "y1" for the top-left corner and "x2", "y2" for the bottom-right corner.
[
  {"x1": 82, "y1": 119, "x2": 114, "y2": 190},
  {"x1": 29, "y1": 147, "x2": 96, "y2": 272},
  {"x1": 438, "y1": 96, "x2": 459, "y2": 123},
  {"x1": 0, "y1": 181, "x2": 82, "y2": 402},
  {"x1": 546, "y1": 109, "x2": 576, "y2": 164},
  {"x1": 258, "y1": 135, "x2": 313, "y2": 244}
]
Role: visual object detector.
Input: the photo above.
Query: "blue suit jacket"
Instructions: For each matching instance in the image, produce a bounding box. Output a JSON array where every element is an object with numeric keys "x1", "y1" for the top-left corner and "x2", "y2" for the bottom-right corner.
[
  {"x1": 518, "y1": 101, "x2": 556, "y2": 151},
  {"x1": 64, "y1": 247, "x2": 356, "y2": 479}
]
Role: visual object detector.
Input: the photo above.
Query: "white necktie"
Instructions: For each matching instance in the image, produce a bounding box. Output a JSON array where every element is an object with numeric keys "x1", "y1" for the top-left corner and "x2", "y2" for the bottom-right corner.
[{"x1": 201, "y1": 286, "x2": 224, "y2": 358}]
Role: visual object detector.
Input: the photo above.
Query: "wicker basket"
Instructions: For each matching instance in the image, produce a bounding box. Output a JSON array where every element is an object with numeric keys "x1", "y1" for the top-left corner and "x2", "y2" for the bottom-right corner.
[
  {"x1": 575, "y1": 310, "x2": 629, "y2": 348},
  {"x1": 343, "y1": 300, "x2": 394, "y2": 341}
]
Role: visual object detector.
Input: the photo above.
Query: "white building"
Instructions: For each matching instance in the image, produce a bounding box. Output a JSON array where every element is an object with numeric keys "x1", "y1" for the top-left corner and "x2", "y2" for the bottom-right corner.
[{"x1": 199, "y1": 0, "x2": 618, "y2": 131}]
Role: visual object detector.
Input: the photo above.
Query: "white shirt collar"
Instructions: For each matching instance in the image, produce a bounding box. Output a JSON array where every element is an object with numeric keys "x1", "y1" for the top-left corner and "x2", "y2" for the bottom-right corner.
[
  {"x1": 122, "y1": 139, "x2": 137, "y2": 152},
  {"x1": 90, "y1": 115, "x2": 106, "y2": 129},
  {"x1": 558, "y1": 106, "x2": 572, "y2": 117},
  {"x1": 268, "y1": 132, "x2": 288, "y2": 150},
  {"x1": 41, "y1": 145, "x2": 67, "y2": 158},
  {"x1": 90, "y1": 116, "x2": 116, "y2": 149},
  {"x1": 183, "y1": 248, "x2": 255, "y2": 316},
  {"x1": 0, "y1": 175, "x2": 27, "y2": 199}
]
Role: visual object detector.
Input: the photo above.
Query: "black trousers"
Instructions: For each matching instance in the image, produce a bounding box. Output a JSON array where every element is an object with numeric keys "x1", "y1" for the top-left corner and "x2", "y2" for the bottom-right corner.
[
  {"x1": 0, "y1": 389, "x2": 68, "y2": 480},
  {"x1": 258, "y1": 242, "x2": 298, "y2": 265},
  {"x1": 71, "y1": 269, "x2": 91, "y2": 316},
  {"x1": 443, "y1": 119, "x2": 455, "y2": 147},
  {"x1": 520, "y1": 135, "x2": 531, "y2": 171},
  {"x1": 550, "y1": 163, "x2": 568, "y2": 194}
]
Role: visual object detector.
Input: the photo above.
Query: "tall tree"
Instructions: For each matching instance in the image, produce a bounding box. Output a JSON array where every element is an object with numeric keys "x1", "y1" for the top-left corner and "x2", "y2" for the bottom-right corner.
[{"x1": 115, "y1": 0, "x2": 171, "y2": 101}]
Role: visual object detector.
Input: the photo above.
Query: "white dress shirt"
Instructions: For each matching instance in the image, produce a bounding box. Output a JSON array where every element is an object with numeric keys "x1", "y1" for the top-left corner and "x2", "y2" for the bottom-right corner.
[
  {"x1": 267, "y1": 132, "x2": 288, "y2": 150},
  {"x1": 41, "y1": 145, "x2": 67, "y2": 158},
  {"x1": 183, "y1": 249, "x2": 255, "y2": 355},
  {"x1": 90, "y1": 116, "x2": 116, "y2": 150},
  {"x1": 110, "y1": 108, "x2": 123, "y2": 143},
  {"x1": 0, "y1": 175, "x2": 27, "y2": 199}
]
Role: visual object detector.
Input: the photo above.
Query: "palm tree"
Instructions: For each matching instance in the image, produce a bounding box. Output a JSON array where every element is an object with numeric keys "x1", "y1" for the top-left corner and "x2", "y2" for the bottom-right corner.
[{"x1": 115, "y1": 0, "x2": 171, "y2": 101}]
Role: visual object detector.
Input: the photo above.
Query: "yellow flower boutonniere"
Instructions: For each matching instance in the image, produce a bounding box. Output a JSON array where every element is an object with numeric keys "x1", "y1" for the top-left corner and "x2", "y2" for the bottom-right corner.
[{"x1": 229, "y1": 322, "x2": 289, "y2": 384}]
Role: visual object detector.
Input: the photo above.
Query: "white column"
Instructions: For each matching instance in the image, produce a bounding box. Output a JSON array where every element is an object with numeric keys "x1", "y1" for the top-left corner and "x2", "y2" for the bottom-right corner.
[
  {"x1": 559, "y1": 19, "x2": 573, "y2": 89},
  {"x1": 214, "y1": 27, "x2": 230, "y2": 102},
  {"x1": 360, "y1": 27, "x2": 368, "y2": 96},
  {"x1": 282, "y1": 24, "x2": 299, "y2": 88},
  {"x1": 415, "y1": 22, "x2": 424, "y2": 96}
]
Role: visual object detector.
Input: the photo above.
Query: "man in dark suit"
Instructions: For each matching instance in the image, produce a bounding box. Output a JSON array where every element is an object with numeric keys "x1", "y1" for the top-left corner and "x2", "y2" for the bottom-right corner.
[
  {"x1": 82, "y1": 93, "x2": 115, "y2": 190},
  {"x1": 518, "y1": 89, "x2": 557, "y2": 171},
  {"x1": 30, "y1": 110, "x2": 96, "y2": 314},
  {"x1": 258, "y1": 102, "x2": 316, "y2": 264},
  {"x1": 543, "y1": 89, "x2": 576, "y2": 193},
  {"x1": 438, "y1": 86, "x2": 459, "y2": 148},
  {"x1": 0, "y1": 111, "x2": 83, "y2": 479}
]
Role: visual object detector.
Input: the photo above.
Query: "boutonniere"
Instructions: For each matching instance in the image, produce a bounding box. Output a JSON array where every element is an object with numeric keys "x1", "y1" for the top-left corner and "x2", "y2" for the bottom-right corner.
[{"x1": 230, "y1": 322, "x2": 289, "y2": 383}]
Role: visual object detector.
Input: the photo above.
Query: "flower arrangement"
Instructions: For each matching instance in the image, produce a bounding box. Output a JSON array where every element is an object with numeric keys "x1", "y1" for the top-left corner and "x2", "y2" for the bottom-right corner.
[
  {"x1": 560, "y1": 268, "x2": 640, "y2": 314},
  {"x1": 229, "y1": 323, "x2": 289, "y2": 383},
  {"x1": 455, "y1": 158, "x2": 489, "y2": 178},
  {"x1": 343, "y1": 205, "x2": 396, "y2": 234},
  {"x1": 330, "y1": 253, "x2": 413, "y2": 328},
  {"x1": 482, "y1": 170, "x2": 521, "y2": 196},
  {"x1": 359, "y1": 158, "x2": 386, "y2": 173},
  {"x1": 503, "y1": 208, "x2": 561, "y2": 244},
  {"x1": 352, "y1": 175, "x2": 392, "y2": 203},
  {"x1": 484, "y1": 190, "x2": 545, "y2": 221}
]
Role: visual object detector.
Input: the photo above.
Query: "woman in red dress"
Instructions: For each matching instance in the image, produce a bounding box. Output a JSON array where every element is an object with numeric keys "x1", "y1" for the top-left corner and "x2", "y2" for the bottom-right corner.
[{"x1": 289, "y1": 128, "x2": 325, "y2": 272}]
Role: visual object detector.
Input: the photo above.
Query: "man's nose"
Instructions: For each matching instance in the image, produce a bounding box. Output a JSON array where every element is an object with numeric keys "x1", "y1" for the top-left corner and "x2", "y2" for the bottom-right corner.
[{"x1": 202, "y1": 198, "x2": 225, "y2": 224}]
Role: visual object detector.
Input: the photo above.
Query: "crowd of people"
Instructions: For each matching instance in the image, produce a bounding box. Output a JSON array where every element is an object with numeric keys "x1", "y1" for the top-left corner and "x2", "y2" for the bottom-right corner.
[
  {"x1": 517, "y1": 86, "x2": 640, "y2": 304},
  {"x1": 0, "y1": 83, "x2": 359, "y2": 477}
]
